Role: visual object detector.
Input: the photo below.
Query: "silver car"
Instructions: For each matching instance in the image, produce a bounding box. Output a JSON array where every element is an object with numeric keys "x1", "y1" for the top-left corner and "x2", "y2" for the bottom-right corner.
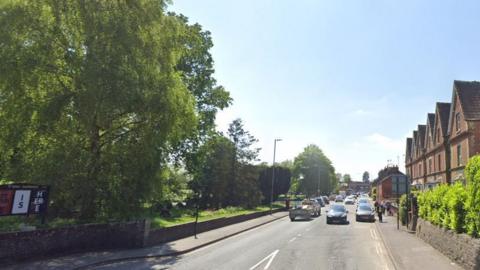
[{"x1": 289, "y1": 199, "x2": 321, "y2": 221}]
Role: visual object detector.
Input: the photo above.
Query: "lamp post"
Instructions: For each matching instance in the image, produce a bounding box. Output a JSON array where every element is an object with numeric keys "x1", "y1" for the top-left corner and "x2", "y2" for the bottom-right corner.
[{"x1": 270, "y1": 138, "x2": 282, "y2": 215}]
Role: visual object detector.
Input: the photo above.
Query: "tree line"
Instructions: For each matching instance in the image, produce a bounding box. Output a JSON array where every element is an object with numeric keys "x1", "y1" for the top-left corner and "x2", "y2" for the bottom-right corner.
[{"x1": 0, "y1": 0, "x2": 338, "y2": 221}]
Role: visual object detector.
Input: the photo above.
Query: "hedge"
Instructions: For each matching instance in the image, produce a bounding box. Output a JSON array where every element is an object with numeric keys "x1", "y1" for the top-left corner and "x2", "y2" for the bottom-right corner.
[{"x1": 417, "y1": 155, "x2": 480, "y2": 236}]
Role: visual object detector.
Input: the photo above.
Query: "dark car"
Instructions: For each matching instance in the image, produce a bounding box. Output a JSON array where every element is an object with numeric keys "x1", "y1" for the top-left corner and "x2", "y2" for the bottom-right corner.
[
  {"x1": 315, "y1": 197, "x2": 325, "y2": 207},
  {"x1": 322, "y1": 196, "x2": 330, "y2": 205},
  {"x1": 326, "y1": 204, "x2": 348, "y2": 224},
  {"x1": 355, "y1": 204, "x2": 375, "y2": 222}
]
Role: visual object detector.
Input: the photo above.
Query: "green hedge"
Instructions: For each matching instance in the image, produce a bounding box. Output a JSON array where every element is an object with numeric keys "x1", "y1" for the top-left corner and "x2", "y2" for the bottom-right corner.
[
  {"x1": 399, "y1": 194, "x2": 408, "y2": 225},
  {"x1": 417, "y1": 156, "x2": 480, "y2": 236}
]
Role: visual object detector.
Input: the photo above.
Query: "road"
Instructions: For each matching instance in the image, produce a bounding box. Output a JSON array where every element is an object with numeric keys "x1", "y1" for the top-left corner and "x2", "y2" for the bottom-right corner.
[{"x1": 92, "y1": 203, "x2": 396, "y2": 270}]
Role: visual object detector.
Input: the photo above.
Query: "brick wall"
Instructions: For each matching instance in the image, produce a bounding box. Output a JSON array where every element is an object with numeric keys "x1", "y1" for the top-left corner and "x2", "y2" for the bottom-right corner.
[
  {"x1": 416, "y1": 218, "x2": 480, "y2": 270},
  {"x1": 0, "y1": 208, "x2": 285, "y2": 264},
  {"x1": 0, "y1": 220, "x2": 147, "y2": 264}
]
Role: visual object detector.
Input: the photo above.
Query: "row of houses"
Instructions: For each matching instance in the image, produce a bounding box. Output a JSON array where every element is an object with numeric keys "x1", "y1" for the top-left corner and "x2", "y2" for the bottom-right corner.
[{"x1": 405, "y1": 80, "x2": 480, "y2": 189}]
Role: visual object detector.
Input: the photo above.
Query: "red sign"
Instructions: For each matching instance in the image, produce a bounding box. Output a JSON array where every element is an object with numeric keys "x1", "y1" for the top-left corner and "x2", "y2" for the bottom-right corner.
[{"x1": 0, "y1": 190, "x2": 14, "y2": 216}]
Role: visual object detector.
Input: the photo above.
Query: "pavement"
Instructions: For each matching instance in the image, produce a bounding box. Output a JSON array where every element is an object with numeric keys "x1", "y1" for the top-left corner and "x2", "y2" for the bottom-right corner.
[
  {"x1": 375, "y1": 214, "x2": 462, "y2": 270},
  {"x1": 5, "y1": 203, "x2": 465, "y2": 270},
  {"x1": 5, "y1": 211, "x2": 289, "y2": 270}
]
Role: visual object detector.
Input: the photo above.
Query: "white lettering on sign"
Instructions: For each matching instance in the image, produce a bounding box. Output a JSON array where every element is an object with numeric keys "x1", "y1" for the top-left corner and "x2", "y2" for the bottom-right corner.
[{"x1": 11, "y1": 190, "x2": 31, "y2": 214}]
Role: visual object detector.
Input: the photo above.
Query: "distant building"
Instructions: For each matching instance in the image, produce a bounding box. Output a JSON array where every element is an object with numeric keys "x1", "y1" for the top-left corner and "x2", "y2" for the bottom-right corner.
[
  {"x1": 373, "y1": 165, "x2": 409, "y2": 201},
  {"x1": 347, "y1": 181, "x2": 370, "y2": 195}
]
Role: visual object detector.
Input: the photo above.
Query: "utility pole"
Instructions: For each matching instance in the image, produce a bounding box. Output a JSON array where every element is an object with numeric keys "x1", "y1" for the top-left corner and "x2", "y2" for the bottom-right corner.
[{"x1": 270, "y1": 139, "x2": 282, "y2": 215}]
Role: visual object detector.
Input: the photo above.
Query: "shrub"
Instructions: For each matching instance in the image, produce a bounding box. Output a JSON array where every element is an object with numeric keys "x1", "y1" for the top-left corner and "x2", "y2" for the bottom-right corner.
[
  {"x1": 399, "y1": 194, "x2": 408, "y2": 225},
  {"x1": 465, "y1": 156, "x2": 480, "y2": 237},
  {"x1": 446, "y1": 182, "x2": 467, "y2": 232}
]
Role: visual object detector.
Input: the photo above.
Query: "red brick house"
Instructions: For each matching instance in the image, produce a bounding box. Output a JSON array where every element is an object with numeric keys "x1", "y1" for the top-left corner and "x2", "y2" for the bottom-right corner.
[
  {"x1": 410, "y1": 125, "x2": 426, "y2": 188},
  {"x1": 448, "y1": 80, "x2": 480, "y2": 182},
  {"x1": 405, "y1": 80, "x2": 480, "y2": 187},
  {"x1": 374, "y1": 166, "x2": 409, "y2": 201}
]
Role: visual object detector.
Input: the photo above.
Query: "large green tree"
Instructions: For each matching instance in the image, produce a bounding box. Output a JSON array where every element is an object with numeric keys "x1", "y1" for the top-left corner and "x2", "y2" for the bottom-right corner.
[
  {"x1": 293, "y1": 145, "x2": 336, "y2": 197},
  {"x1": 0, "y1": 0, "x2": 227, "y2": 220}
]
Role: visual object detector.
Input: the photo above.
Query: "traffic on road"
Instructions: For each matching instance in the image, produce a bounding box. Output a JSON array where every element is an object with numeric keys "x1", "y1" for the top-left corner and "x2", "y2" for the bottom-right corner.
[{"x1": 91, "y1": 194, "x2": 398, "y2": 270}]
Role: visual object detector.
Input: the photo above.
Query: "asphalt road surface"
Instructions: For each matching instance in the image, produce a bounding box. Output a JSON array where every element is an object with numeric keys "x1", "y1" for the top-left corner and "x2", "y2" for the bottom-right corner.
[{"x1": 92, "y1": 203, "x2": 395, "y2": 270}]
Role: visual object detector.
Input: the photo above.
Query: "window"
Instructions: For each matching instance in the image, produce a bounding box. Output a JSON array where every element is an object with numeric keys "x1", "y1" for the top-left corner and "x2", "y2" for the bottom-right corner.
[
  {"x1": 419, "y1": 163, "x2": 422, "y2": 175},
  {"x1": 457, "y1": 144, "x2": 462, "y2": 167},
  {"x1": 455, "y1": 113, "x2": 461, "y2": 132},
  {"x1": 437, "y1": 154, "x2": 441, "y2": 171},
  {"x1": 428, "y1": 158, "x2": 432, "y2": 174},
  {"x1": 436, "y1": 128, "x2": 441, "y2": 143}
]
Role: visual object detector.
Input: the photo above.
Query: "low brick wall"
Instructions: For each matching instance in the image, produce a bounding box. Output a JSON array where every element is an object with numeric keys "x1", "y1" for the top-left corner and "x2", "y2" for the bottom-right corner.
[
  {"x1": 0, "y1": 220, "x2": 147, "y2": 264},
  {"x1": 146, "y1": 208, "x2": 284, "y2": 246},
  {"x1": 0, "y1": 208, "x2": 285, "y2": 264},
  {"x1": 416, "y1": 218, "x2": 480, "y2": 270}
]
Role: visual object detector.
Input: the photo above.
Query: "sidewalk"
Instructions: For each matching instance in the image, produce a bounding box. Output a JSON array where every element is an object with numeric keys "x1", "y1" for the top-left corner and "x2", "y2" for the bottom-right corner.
[
  {"x1": 376, "y1": 214, "x2": 463, "y2": 270},
  {"x1": 6, "y1": 211, "x2": 289, "y2": 270}
]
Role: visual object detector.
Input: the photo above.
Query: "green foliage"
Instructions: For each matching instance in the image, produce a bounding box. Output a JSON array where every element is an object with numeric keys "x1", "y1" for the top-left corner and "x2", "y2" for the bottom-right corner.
[
  {"x1": 418, "y1": 182, "x2": 468, "y2": 233},
  {"x1": 399, "y1": 194, "x2": 408, "y2": 225},
  {"x1": 0, "y1": 0, "x2": 230, "y2": 221},
  {"x1": 190, "y1": 126, "x2": 262, "y2": 209},
  {"x1": 362, "y1": 171, "x2": 370, "y2": 183},
  {"x1": 465, "y1": 156, "x2": 480, "y2": 236},
  {"x1": 293, "y1": 145, "x2": 336, "y2": 196},
  {"x1": 258, "y1": 165, "x2": 292, "y2": 204},
  {"x1": 342, "y1": 174, "x2": 352, "y2": 183}
]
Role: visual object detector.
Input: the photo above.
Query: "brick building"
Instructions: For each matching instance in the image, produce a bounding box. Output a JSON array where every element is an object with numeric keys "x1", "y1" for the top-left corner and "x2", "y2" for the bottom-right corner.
[
  {"x1": 373, "y1": 165, "x2": 409, "y2": 201},
  {"x1": 405, "y1": 80, "x2": 480, "y2": 188}
]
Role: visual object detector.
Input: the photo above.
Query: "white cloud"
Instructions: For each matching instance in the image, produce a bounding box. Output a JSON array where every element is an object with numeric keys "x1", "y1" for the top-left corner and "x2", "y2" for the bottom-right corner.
[
  {"x1": 351, "y1": 109, "x2": 373, "y2": 116},
  {"x1": 365, "y1": 133, "x2": 404, "y2": 152}
]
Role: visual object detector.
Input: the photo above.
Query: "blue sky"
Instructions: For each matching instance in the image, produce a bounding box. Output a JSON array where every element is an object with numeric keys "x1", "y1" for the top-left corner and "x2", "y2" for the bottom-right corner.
[{"x1": 170, "y1": 1, "x2": 480, "y2": 181}]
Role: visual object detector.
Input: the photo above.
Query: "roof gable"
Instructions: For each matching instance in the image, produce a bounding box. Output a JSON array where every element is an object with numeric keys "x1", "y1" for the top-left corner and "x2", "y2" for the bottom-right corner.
[
  {"x1": 436, "y1": 102, "x2": 451, "y2": 136},
  {"x1": 425, "y1": 113, "x2": 435, "y2": 149},
  {"x1": 405, "y1": 138, "x2": 412, "y2": 160},
  {"x1": 417, "y1": 125, "x2": 426, "y2": 149},
  {"x1": 454, "y1": 80, "x2": 480, "y2": 120}
]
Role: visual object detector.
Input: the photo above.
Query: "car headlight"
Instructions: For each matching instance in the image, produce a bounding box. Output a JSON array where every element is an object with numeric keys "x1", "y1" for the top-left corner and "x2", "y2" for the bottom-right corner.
[{"x1": 341, "y1": 213, "x2": 347, "y2": 217}]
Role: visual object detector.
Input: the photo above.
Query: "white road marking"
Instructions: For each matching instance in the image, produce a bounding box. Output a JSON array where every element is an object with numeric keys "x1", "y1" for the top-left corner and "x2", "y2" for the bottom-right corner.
[
  {"x1": 249, "y1": 249, "x2": 279, "y2": 270},
  {"x1": 297, "y1": 233, "x2": 302, "y2": 237},
  {"x1": 305, "y1": 228, "x2": 311, "y2": 232},
  {"x1": 288, "y1": 237, "x2": 297, "y2": 243},
  {"x1": 370, "y1": 228, "x2": 378, "y2": 240}
]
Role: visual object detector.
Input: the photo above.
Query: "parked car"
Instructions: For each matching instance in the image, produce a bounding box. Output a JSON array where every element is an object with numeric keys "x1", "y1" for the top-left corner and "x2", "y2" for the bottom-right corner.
[
  {"x1": 355, "y1": 204, "x2": 375, "y2": 222},
  {"x1": 334, "y1": 195, "x2": 344, "y2": 203},
  {"x1": 329, "y1": 194, "x2": 337, "y2": 201},
  {"x1": 289, "y1": 199, "x2": 321, "y2": 221},
  {"x1": 326, "y1": 204, "x2": 349, "y2": 224}
]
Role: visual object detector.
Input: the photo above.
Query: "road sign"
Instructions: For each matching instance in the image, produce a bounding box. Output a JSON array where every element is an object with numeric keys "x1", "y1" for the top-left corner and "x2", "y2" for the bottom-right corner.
[{"x1": 0, "y1": 184, "x2": 49, "y2": 217}]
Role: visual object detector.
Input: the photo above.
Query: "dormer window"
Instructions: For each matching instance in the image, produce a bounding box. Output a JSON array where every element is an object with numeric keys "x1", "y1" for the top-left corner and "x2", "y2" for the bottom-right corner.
[{"x1": 455, "y1": 112, "x2": 461, "y2": 132}]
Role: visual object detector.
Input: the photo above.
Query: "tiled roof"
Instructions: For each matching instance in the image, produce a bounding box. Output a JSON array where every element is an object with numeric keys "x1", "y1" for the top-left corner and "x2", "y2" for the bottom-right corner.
[
  {"x1": 417, "y1": 125, "x2": 426, "y2": 148},
  {"x1": 454, "y1": 80, "x2": 480, "y2": 120},
  {"x1": 436, "y1": 102, "x2": 451, "y2": 135},
  {"x1": 411, "y1": 130, "x2": 418, "y2": 157},
  {"x1": 427, "y1": 113, "x2": 435, "y2": 136},
  {"x1": 405, "y1": 138, "x2": 412, "y2": 159}
]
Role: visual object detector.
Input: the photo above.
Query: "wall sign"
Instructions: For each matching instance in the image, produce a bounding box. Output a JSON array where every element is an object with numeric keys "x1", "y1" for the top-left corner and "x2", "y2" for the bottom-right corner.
[{"x1": 0, "y1": 184, "x2": 49, "y2": 217}]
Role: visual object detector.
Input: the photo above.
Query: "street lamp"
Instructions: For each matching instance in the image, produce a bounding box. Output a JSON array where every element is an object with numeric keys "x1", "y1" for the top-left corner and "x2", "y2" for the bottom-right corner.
[{"x1": 270, "y1": 138, "x2": 282, "y2": 215}]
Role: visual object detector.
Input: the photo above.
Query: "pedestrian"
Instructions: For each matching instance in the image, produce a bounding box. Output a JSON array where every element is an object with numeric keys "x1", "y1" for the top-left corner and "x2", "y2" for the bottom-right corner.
[
  {"x1": 376, "y1": 201, "x2": 383, "y2": 222},
  {"x1": 386, "y1": 202, "x2": 391, "y2": 216}
]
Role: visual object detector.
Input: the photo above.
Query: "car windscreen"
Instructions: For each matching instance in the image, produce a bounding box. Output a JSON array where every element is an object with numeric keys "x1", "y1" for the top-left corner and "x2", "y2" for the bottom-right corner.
[
  {"x1": 331, "y1": 205, "x2": 345, "y2": 212},
  {"x1": 358, "y1": 205, "x2": 372, "y2": 211},
  {"x1": 359, "y1": 199, "x2": 368, "y2": 203}
]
